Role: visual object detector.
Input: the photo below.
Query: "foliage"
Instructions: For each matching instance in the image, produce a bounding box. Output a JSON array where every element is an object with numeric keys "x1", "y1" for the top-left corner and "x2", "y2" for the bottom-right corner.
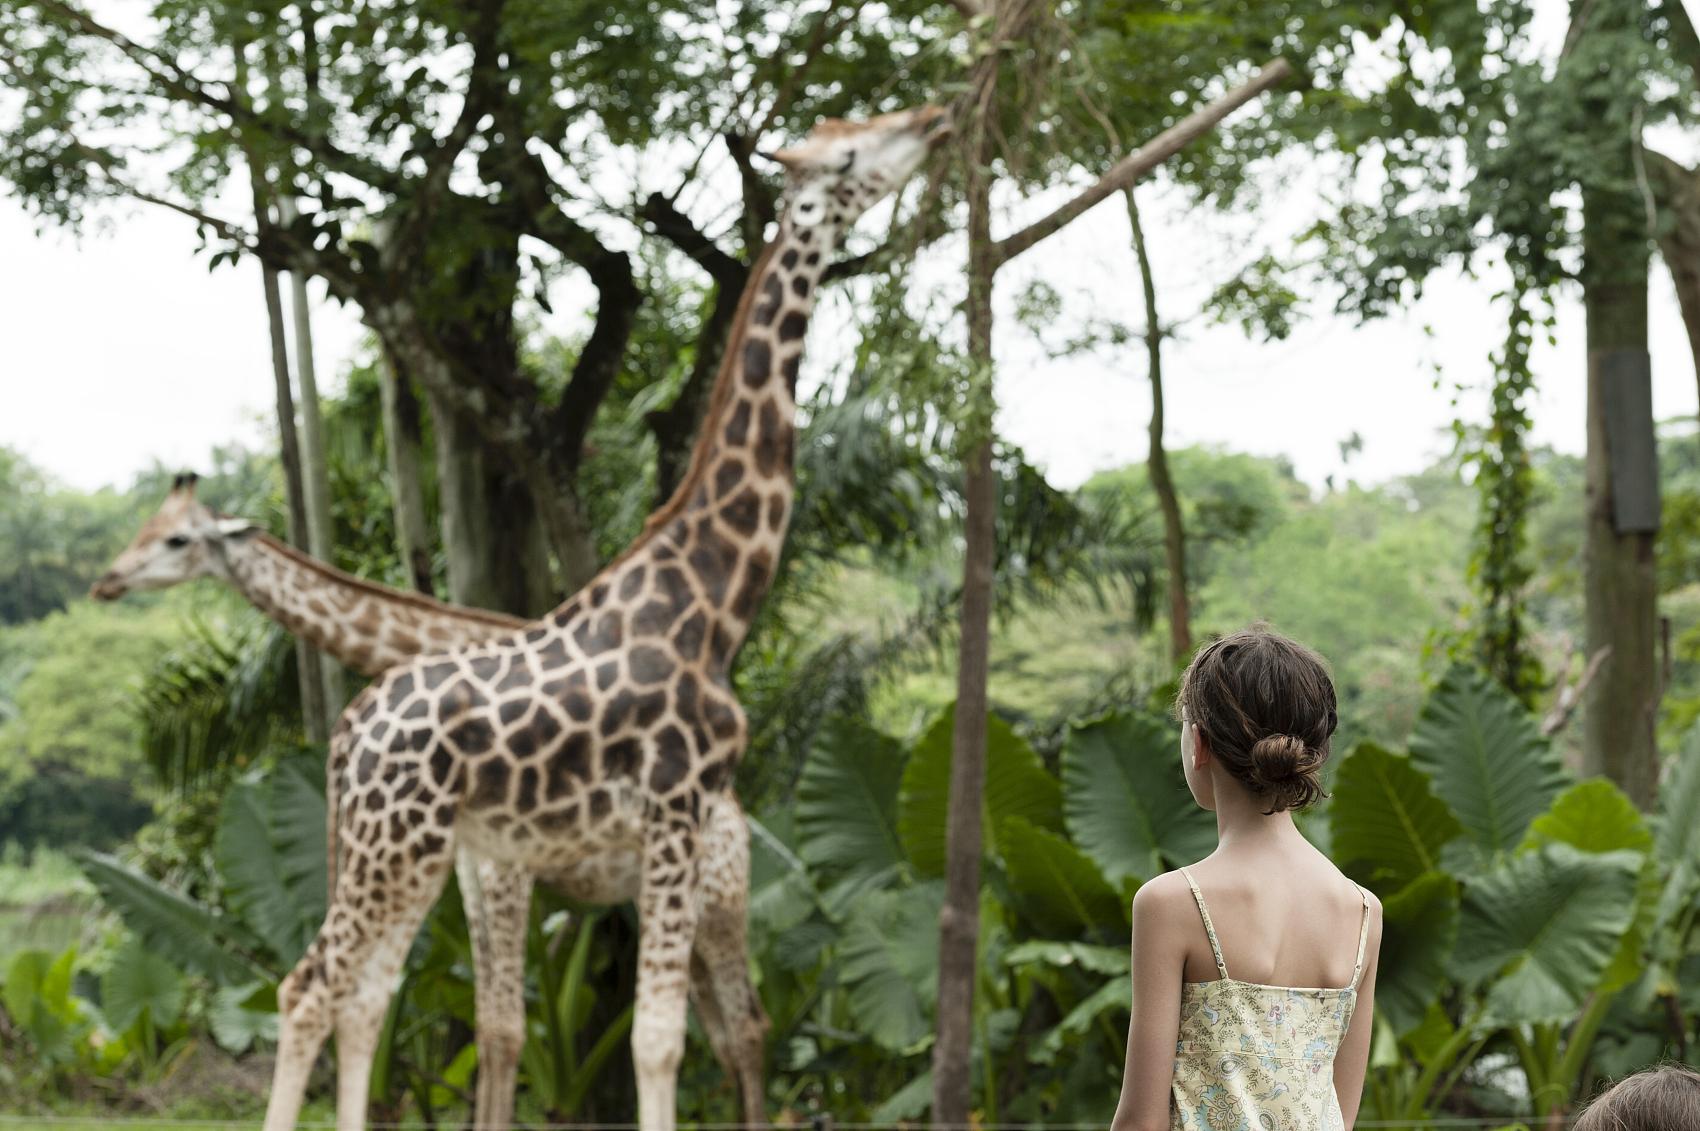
[{"x1": 1460, "y1": 285, "x2": 1549, "y2": 705}]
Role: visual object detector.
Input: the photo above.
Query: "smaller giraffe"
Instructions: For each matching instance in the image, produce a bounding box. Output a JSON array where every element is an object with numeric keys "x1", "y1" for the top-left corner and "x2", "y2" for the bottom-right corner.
[{"x1": 91, "y1": 476, "x2": 768, "y2": 1128}]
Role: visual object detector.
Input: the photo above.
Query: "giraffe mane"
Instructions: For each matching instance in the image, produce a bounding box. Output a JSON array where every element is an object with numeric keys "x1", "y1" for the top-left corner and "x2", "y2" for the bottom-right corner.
[
  {"x1": 253, "y1": 533, "x2": 530, "y2": 630},
  {"x1": 589, "y1": 238, "x2": 784, "y2": 582}
]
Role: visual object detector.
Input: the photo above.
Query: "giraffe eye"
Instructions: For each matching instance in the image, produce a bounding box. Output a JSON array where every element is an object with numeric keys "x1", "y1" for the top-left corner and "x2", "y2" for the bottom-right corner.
[
  {"x1": 165, "y1": 535, "x2": 191, "y2": 550},
  {"x1": 838, "y1": 150, "x2": 856, "y2": 174}
]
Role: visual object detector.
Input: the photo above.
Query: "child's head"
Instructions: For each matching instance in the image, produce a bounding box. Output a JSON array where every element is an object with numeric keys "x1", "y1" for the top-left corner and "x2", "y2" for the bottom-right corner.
[
  {"x1": 1574, "y1": 1064, "x2": 1700, "y2": 1130},
  {"x1": 1175, "y1": 627, "x2": 1337, "y2": 814}
]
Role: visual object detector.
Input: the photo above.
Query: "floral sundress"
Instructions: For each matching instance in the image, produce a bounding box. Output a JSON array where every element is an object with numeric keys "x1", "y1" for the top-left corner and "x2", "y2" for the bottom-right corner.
[{"x1": 1170, "y1": 867, "x2": 1371, "y2": 1131}]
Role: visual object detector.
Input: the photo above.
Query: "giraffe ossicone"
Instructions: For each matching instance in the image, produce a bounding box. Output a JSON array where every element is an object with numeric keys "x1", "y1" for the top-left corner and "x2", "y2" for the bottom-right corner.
[{"x1": 258, "y1": 102, "x2": 951, "y2": 1131}]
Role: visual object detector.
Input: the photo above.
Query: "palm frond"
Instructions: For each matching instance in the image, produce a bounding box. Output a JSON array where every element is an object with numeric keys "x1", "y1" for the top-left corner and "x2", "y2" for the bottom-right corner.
[{"x1": 133, "y1": 613, "x2": 300, "y2": 797}]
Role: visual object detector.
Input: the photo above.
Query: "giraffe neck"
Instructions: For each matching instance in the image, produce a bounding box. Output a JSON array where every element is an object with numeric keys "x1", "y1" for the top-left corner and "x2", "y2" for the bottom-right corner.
[
  {"x1": 220, "y1": 533, "x2": 524, "y2": 675},
  {"x1": 645, "y1": 217, "x2": 837, "y2": 656}
]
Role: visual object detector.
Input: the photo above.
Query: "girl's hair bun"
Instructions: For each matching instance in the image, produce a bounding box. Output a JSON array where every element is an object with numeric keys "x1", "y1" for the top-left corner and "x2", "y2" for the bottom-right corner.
[{"x1": 1248, "y1": 734, "x2": 1325, "y2": 811}]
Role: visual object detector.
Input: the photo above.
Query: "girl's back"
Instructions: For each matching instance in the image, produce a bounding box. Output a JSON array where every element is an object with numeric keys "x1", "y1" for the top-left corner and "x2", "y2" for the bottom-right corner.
[
  {"x1": 1110, "y1": 629, "x2": 1383, "y2": 1131},
  {"x1": 1170, "y1": 861, "x2": 1372, "y2": 1131}
]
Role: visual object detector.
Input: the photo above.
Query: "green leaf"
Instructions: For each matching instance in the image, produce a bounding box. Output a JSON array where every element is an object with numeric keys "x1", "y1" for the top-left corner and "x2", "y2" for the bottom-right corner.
[
  {"x1": 1520, "y1": 779, "x2": 1650, "y2": 856},
  {"x1": 4, "y1": 950, "x2": 52, "y2": 1029},
  {"x1": 1330, "y1": 743, "x2": 1462, "y2": 889},
  {"x1": 1653, "y1": 735, "x2": 1700, "y2": 937},
  {"x1": 74, "y1": 848, "x2": 267, "y2": 985},
  {"x1": 836, "y1": 883, "x2": 943, "y2": 1052},
  {"x1": 998, "y1": 816, "x2": 1126, "y2": 934},
  {"x1": 217, "y1": 781, "x2": 305, "y2": 964},
  {"x1": 796, "y1": 716, "x2": 908, "y2": 882},
  {"x1": 268, "y1": 758, "x2": 328, "y2": 910},
  {"x1": 1454, "y1": 844, "x2": 1641, "y2": 1027},
  {"x1": 1036, "y1": 975, "x2": 1130, "y2": 1063},
  {"x1": 1409, "y1": 666, "x2": 1568, "y2": 860},
  {"x1": 208, "y1": 981, "x2": 278, "y2": 1054},
  {"x1": 1376, "y1": 872, "x2": 1458, "y2": 1036},
  {"x1": 1060, "y1": 710, "x2": 1215, "y2": 886},
  {"x1": 101, "y1": 939, "x2": 184, "y2": 1033},
  {"x1": 1003, "y1": 940, "x2": 1128, "y2": 977},
  {"x1": 870, "y1": 1069, "x2": 934, "y2": 1123},
  {"x1": 898, "y1": 704, "x2": 1062, "y2": 876}
]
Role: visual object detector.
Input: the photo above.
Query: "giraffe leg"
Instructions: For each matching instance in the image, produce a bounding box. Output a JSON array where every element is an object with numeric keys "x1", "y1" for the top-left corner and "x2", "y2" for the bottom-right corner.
[
  {"x1": 468, "y1": 857, "x2": 532, "y2": 1131},
  {"x1": 262, "y1": 937, "x2": 336, "y2": 1131},
  {"x1": 633, "y1": 815, "x2": 704, "y2": 1131},
  {"x1": 321, "y1": 813, "x2": 454, "y2": 1131},
  {"x1": 688, "y1": 950, "x2": 734, "y2": 1074},
  {"x1": 694, "y1": 799, "x2": 768, "y2": 1125}
]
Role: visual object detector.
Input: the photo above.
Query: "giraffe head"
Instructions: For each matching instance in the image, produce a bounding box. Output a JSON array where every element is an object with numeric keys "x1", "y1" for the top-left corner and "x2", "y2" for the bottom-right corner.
[
  {"x1": 89, "y1": 473, "x2": 256, "y2": 600},
  {"x1": 769, "y1": 104, "x2": 951, "y2": 234}
]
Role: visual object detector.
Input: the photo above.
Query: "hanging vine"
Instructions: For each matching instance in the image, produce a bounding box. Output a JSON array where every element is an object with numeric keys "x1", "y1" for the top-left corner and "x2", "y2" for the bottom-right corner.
[{"x1": 1464, "y1": 279, "x2": 1549, "y2": 707}]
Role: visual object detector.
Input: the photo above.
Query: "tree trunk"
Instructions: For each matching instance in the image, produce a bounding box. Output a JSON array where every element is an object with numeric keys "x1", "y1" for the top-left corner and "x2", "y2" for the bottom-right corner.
[
  {"x1": 933, "y1": 25, "x2": 1002, "y2": 1124},
  {"x1": 378, "y1": 350, "x2": 436, "y2": 593},
  {"x1": 1125, "y1": 188, "x2": 1191, "y2": 662},
  {"x1": 429, "y1": 389, "x2": 557, "y2": 618},
  {"x1": 1580, "y1": 147, "x2": 1660, "y2": 808},
  {"x1": 1644, "y1": 150, "x2": 1700, "y2": 409},
  {"x1": 252, "y1": 192, "x2": 329, "y2": 744},
  {"x1": 279, "y1": 196, "x2": 345, "y2": 725}
]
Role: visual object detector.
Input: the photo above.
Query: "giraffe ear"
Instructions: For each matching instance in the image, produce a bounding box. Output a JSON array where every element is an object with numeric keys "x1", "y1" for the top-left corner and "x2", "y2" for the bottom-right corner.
[
  {"x1": 215, "y1": 517, "x2": 257, "y2": 539},
  {"x1": 766, "y1": 146, "x2": 808, "y2": 169}
]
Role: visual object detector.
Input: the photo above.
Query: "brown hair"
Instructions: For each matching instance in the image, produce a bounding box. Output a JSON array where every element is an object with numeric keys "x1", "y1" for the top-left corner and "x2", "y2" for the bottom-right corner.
[
  {"x1": 1574, "y1": 1064, "x2": 1700, "y2": 1131},
  {"x1": 1176, "y1": 626, "x2": 1338, "y2": 813}
]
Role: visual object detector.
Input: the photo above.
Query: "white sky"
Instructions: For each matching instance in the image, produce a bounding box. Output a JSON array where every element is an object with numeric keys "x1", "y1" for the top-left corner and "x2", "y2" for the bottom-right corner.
[{"x1": 1, "y1": 2, "x2": 1695, "y2": 496}]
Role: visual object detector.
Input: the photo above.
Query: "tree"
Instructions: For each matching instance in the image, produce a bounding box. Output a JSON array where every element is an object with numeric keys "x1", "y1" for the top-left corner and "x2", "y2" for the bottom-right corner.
[
  {"x1": 930, "y1": 2, "x2": 1294, "y2": 1112},
  {"x1": 0, "y1": 0, "x2": 963, "y2": 617}
]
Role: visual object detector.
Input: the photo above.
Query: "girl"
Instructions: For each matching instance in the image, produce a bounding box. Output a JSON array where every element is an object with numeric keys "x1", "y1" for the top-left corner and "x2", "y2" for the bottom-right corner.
[
  {"x1": 1111, "y1": 628, "x2": 1383, "y2": 1131},
  {"x1": 1573, "y1": 1064, "x2": 1700, "y2": 1130}
]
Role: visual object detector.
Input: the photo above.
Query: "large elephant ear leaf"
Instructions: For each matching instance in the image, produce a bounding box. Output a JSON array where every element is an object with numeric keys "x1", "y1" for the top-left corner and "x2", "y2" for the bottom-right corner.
[
  {"x1": 836, "y1": 883, "x2": 944, "y2": 1052},
  {"x1": 74, "y1": 849, "x2": 267, "y2": 986},
  {"x1": 998, "y1": 816, "x2": 1127, "y2": 935},
  {"x1": 1375, "y1": 871, "x2": 1458, "y2": 1037},
  {"x1": 796, "y1": 716, "x2": 908, "y2": 883},
  {"x1": 1453, "y1": 844, "x2": 1641, "y2": 1028},
  {"x1": 1061, "y1": 710, "x2": 1214, "y2": 886},
  {"x1": 216, "y1": 779, "x2": 308, "y2": 965},
  {"x1": 1653, "y1": 733, "x2": 1700, "y2": 936},
  {"x1": 1330, "y1": 743, "x2": 1462, "y2": 890},
  {"x1": 899, "y1": 704, "x2": 1062, "y2": 876},
  {"x1": 1409, "y1": 665, "x2": 1567, "y2": 861},
  {"x1": 1520, "y1": 778, "x2": 1651, "y2": 856},
  {"x1": 101, "y1": 938, "x2": 185, "y2": 1034}
]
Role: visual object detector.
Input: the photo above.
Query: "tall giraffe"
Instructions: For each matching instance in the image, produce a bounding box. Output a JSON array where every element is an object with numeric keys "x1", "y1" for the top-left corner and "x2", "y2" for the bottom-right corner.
[
  {"x1": 258, "y1": 104, "x2": 949, "y2": 1131},
  {"x1": 91, "y1": 477, "x2": 767, "y2": 1127}
]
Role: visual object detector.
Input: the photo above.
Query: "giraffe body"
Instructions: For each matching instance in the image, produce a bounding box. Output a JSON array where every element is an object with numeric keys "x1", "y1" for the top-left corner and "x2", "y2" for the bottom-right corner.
[
  {"x1": 94, "y1": 480, "x2": 766, "y2": 1129},
  {"x1": 258, "y1": 103, "x2": 949, "y2": 1131}
]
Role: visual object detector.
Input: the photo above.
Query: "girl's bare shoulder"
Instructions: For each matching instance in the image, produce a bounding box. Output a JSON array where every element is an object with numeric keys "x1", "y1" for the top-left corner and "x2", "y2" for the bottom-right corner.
[{"x1": 1129, "y1": 868, "x2": 1201, "y2": 928}]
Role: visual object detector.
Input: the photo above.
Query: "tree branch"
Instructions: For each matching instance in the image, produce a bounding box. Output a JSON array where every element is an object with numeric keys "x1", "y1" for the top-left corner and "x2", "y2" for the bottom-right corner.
[
  {"x1": 639, "y1": 192, "x2": 746, "y2": 287},
  {"x1": 991, "y1": 57, "x2": 1295, "y2": 267},
  {"x1": 37, "y1": 0, "x2": 401, "y2": 193},
  {"x1": 724, "y1": 131, "x2": 778, "y2": 250},
  {"x1": 1542, "y1": 647, "x2": 1612, "y2": 738},
  {"x1": 1658, "y1": 0, "x2": 1700, "y2": 93}
]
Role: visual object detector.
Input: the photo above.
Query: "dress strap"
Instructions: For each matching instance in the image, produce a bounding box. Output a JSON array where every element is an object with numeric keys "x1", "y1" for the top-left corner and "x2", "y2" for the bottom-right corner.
[
  {"x1": 1179, "y1": 867, "x2": 1230, "y2": 981},
  {"x1": 1350, "y1": 884, "x2": 1373, "y2": 990}
]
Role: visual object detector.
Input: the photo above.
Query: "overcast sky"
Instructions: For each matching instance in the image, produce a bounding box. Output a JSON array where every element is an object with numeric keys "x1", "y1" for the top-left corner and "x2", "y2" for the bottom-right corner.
[{"x1": 2, "y1": 2, "x2": 1695, "y2": 497}]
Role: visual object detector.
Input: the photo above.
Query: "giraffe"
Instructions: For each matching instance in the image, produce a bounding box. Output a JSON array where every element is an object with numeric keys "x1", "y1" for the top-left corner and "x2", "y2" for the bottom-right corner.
[
  {"x1": 91, "y1": 477, "x2": 767, "y2": 1127},
  {"x1": 257, "y1": 103, "x2": 951, "y2": 1131}
]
